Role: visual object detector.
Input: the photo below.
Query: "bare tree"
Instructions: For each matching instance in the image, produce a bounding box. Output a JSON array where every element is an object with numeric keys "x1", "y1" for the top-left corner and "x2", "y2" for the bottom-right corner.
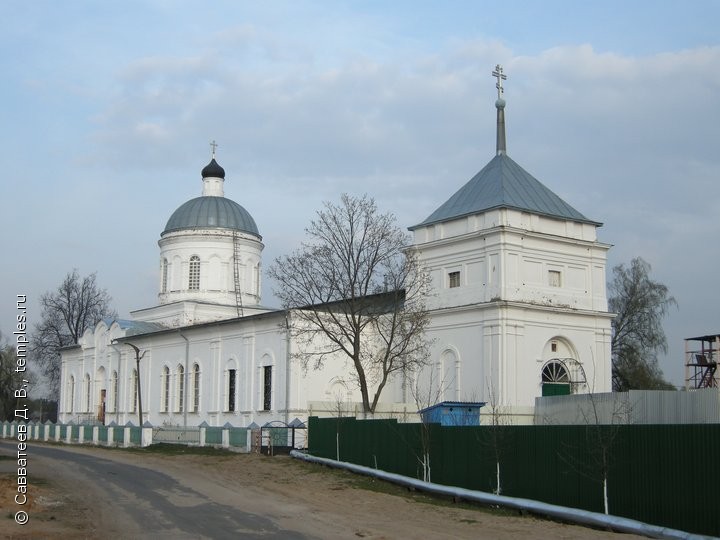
[
  {"x1": 482, "y1": 382, "x2": 511, "y2": 495},
  {"x1": 269, "y1": 194, "x2": 431, "y2": 415},
  {"x1": 0, "y1": 332, "x2": 35, "y2": 421},
  {"x1": 609, "y1": 257, "x2": 676, "y2": 391},
  {"x1": 32, "y1": 270, "x2": 116, "y2": 399},
  {"x1": 409, "y1": 366, "x2": 449, "y2": 482},
  {"x1": 559, "y1": 351, "x2": 633, "y2": 515}
]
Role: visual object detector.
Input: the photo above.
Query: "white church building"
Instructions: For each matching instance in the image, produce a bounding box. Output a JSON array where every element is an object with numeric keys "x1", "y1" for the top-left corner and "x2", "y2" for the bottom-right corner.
[{"x1": 59, "y1": 67, "x2": 612, "y2": 427}]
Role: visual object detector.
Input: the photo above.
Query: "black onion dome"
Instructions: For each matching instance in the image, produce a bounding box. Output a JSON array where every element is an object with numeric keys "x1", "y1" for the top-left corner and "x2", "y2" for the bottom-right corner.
[{"x1": 201, "y1": 158, "x2": 225, "y2": 179}]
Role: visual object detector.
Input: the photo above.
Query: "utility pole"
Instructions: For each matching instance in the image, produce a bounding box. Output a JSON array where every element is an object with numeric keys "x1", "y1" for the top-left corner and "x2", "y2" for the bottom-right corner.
[{"x1": 123, "y1": 342, "x2": 146, "y2": 426}]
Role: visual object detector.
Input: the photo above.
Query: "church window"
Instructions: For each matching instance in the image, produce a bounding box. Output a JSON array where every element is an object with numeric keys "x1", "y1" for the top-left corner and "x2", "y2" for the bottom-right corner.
[
  {"x1": 192, "y1": 363, "x2": 200, "y2": 412},
  {"x1": 177, "y1": 365, "x2": 185, "y2": 413},
  {"x1": 161, "y1": 259, "x2": 168, "y2": 293},
  {"x1": 227, "y1": 369, "x2": 237, "y2": 412},
  {"x1": 162, "y1": 366, "x2": 170, "y2": 412},
  {"x1": 263, "y1": 366, "x2": 272, "y2": 411},
  {"x1": 448, "y1": 271, "x2": 460, "y2": 288},
  {"x1": 68, "y1": 376, "x2": 75, "y2": 413},
  {"x1": 548, "y1": 270, "x2": 561, "y2": 287},
  {"x1": 541, "y1": 360, "x2": 571, "y2": 396},
  {"x1": 131, "y1": 369, "x2": 138, "y2": 413},
  {"x1": 85, "y1": 374, "x2": 91, "y2": 412},
  {"x1": 112, "y1": 370, "x2": 119, "y2": 413},
  {"x1": 189, "y1": 256, "x2": 200, "y2": 290}
]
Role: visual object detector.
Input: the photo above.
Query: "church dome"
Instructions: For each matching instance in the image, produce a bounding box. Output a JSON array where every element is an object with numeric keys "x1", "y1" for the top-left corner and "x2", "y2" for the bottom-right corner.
[
  {"x1": 201, "y1": 158, "x2": 225, "y2": 179},
  {"x1": 163, "y1": 196, "x2": 261, "y2": 237}
]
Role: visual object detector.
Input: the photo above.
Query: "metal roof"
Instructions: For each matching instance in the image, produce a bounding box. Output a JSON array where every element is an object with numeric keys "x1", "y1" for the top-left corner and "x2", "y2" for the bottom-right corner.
[
  {"x1": 410, "y1": 153, "x2": 600, "y2": 230},
  {"x1": 103, "y1": 318, "x2": 166, "y2": 336},
  {"x1": 163, "y1": 196, "x2": 261, "y2": 237}
]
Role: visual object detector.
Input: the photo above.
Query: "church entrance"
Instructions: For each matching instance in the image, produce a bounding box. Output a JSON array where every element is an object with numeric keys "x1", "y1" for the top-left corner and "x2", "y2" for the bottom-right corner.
[
  {"x1": 541, "y1": 360, "x2": 571, "y2": 396},
  {"x1": 97, "y1": 389, "x2": 106, "y2": 423}
]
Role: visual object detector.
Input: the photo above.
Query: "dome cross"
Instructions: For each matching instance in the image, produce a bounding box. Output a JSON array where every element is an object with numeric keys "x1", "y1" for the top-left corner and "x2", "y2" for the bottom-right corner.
[{"x1": 492, "y1": 64, "x2": 507, "y2": 99}]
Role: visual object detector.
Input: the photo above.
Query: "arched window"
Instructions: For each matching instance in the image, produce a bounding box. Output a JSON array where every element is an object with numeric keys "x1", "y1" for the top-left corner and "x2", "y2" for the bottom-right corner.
[
  {"x1": 84, "y1": 374, "x2": 91, "y2": 412},
  {"x1": 131, "y1": 369, "x2": 138, "y2": 413},
  {"x1": 177, "y1": 365, "x2": 185, "y2": 412},
  {"x1": 541, "y1": 360, "x2": 571, "y2": 396},
  {"x1": 189, "y1": 256, "x2": 200, "y2": 290},
  {"x1": 162, "y1": 366, "x2": 170, "y2": 412},
  {"x1": 68, "y1": 376, "x2": 75, "y2": 413},
  {"x1": 161, "y1": 258, "x2": 168, "y2": 293},
  {"x1": 192, "y1": 363, "x2": 200, "y2": 412},
  {"x1": 262, "y1": 365, "x2": 272, "y2": 411},
  {"x1": 227, "y1": 366, "x2": 237, "y2": 412},
  {"x1": 112, "y1": 371, "x2": 119, "y2": 412}
]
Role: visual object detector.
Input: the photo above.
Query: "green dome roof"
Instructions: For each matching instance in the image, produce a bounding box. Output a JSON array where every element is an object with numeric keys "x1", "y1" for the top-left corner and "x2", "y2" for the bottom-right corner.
[{"x1": 163, "y1": 196, "x2": 260, "y2": 238}]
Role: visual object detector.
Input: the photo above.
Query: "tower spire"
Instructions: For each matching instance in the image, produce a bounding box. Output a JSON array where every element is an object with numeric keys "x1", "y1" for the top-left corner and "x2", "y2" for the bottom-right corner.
[{"x1": 492, "y1": 64, "x2": 507, "y2": 156}]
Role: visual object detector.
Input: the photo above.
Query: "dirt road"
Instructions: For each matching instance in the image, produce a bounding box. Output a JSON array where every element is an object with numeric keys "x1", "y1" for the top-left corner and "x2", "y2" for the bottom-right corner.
[{"x1": 1, "y1": 442, "x2": 644, "y2": 539}]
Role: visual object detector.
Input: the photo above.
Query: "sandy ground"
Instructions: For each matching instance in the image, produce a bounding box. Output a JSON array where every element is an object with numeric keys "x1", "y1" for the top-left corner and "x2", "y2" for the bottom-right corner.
[{"x1": 0, "y1": 443, "x2": 646, "y2": 539}]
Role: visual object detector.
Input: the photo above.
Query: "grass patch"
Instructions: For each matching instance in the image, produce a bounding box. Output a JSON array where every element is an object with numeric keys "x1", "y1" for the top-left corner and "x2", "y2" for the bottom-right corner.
[
  {"x1": 122, "y1": 443, "x2": 236, "y2": 456},
  {"x1": 287, "y1": 458, "x2": 521, "y2": 518}
]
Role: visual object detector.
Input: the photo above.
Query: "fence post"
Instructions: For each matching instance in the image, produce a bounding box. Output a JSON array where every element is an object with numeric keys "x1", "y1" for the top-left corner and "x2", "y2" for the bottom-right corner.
[
  {"x1": 124, "y1": 425, "x2": 131, "y2": 448},
  {"x1": 200, "y1": 423, "x2": 207, "y2": 447},
  {"x1": 222, "y1": 422, "x2": 230, "y2": 449},
  {"x1": 141, "y1": 423, "x2": 153, "y2": 447}
]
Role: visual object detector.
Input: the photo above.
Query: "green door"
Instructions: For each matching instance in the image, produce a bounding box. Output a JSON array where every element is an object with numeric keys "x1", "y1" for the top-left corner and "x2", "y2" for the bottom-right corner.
[{"x1": 542, "y1": 383, "x2": 571, "y2": 396}]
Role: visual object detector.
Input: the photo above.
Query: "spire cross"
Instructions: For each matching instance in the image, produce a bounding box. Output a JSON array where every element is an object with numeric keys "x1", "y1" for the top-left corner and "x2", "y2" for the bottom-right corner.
[
  {"x1": 492, "y1": 64, "x2": 507, "y2": 99},
  {"x1": 210, "y1": 140, "x2": 218, "y2": 158}
]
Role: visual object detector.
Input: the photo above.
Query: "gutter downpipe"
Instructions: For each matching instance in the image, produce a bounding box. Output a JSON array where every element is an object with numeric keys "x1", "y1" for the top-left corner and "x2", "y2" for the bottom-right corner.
[
  {"x1": 178, "y1": 330, "x2": 189, "y2": 429},
  {"x1": 284, "y1": 311, "x2": 291, "y2": 425},
  {"x1": 290, "y1": 451, "x2": 697, "y2": 540}
]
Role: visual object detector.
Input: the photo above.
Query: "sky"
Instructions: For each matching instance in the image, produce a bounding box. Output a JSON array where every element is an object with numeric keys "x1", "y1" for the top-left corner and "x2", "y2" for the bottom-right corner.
[{"x1": 1, "y1": 0, "x2": 719, "y2": 389}]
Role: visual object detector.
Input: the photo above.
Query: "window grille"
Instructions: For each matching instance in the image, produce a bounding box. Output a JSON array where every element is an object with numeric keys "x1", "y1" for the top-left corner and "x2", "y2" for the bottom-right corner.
[
  {"x1": 189, "y1": 256, "x2": 200, "y2": 290},
  {"x1": 228, "y1": 369, "x2": 237, "y2": 412},
  {"x1": 193, "y1": 364, "x2": 200, "y2": 412},
  {"x1": 263, "y1": 366, "x2": 272, "y2": 411},
  {"x1": 163, "y1": 366, "x2": 170, "y2": 412},
  {"x1": 177, "y1": 365, "x2": 185, "y2": 412},
  {"x1": 161, "y1": 259, "x2": 168, "y2": 292}
]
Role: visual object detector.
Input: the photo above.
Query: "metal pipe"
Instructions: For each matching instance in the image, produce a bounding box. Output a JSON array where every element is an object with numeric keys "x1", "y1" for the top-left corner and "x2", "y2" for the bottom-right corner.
[
  {"x1": 178, "y1": 330, "x2": 190, "y2": 429},
  {"x1": 109, "y1": 343, "x2": 123, "y2": 425},
  {"x1": 290, "y1": 451, "x2": 697, "y2": 540},
  {"x1": 284, "y1": 312, "x2": 291, "y2": 424}
]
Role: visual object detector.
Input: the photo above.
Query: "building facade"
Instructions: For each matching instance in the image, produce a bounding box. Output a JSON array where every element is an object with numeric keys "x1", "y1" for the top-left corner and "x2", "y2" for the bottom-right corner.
[{"x1": 59, "y1": 71, "x2": 612, "y2": 427}]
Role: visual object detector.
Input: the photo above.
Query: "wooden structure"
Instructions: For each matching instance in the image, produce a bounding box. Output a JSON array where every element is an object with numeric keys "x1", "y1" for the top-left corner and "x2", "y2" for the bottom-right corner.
[{"x1": 685, "y1": 334, "x2": 720, "y2": 389}]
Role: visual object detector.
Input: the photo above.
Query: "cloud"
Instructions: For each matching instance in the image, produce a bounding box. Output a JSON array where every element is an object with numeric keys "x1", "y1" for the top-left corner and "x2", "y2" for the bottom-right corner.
[{"x1": 6, "y1": 22, "x2": 719, "y2": 386}]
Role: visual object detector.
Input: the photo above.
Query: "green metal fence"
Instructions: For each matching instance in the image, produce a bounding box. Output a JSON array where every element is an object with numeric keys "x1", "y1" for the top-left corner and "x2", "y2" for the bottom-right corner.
[
  {"x1": 308, "y1": 417, "x2": 720, "y2": 537},
  {"x1": 229, "y1": 428, "x2": 248, "y2": 449},
  {"x1": 129, "y1": 427, "x2": 141, "y2": 445},
  {"x1": 205, "y1": 427, "x2": 223, "y2": 445}
]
